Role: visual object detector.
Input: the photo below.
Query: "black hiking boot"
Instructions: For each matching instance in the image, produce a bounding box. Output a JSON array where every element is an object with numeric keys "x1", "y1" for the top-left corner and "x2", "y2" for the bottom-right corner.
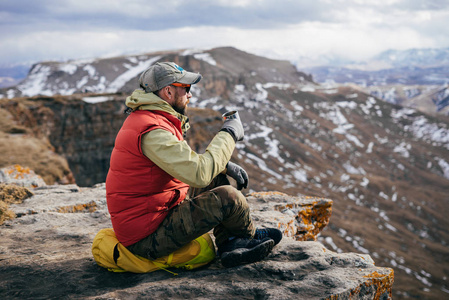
[
  {"x1": 218, "y1": 237, "x2": 275, "y2": 268},
  {"x1": 253, "y1": 228, "x2": 283, "y2": 245}
]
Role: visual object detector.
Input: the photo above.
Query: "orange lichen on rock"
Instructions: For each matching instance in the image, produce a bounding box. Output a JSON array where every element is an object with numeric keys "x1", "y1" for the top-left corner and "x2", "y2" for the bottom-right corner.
[
  {"x1": 6, "y1": 164, "x2": 31, "y2": 179},
  {"x1": 57, "y1": 201, "x2": 97, "y2": 213},
  {"x1": 363, "y1": 269, "x2": 395, "y2": 300},
  {"x1": 1, "y1": 164, "x2": 46, "y2": 188},
  {"x1": 325, "y1": 268, "x2": 394, "y2": 300},
  {"x1": 275, "y1": 197, "x2": 333, "y2": 241},
  {"x1": 0, "y1": 183, "x2": 33, "y2": 225},
  {"x1": 247, "y1": 192, "x2": 333, "y2": 241}
]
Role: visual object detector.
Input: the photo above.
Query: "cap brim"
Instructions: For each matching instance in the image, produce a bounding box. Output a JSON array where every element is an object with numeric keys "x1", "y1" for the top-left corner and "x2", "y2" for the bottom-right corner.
[{"x1": 178, "y1": 71, "x2": 202, "y2": 85}]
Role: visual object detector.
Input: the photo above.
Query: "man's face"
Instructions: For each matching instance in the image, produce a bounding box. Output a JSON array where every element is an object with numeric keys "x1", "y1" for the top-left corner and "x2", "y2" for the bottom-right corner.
[{"x1": 171, "y1": 86, "x2": 191, "y2": 115}]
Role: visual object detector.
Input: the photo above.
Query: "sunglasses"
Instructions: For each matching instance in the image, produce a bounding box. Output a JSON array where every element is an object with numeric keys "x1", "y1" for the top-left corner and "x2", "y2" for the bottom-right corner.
[{"x1": 171, "y1": 82, "x2": 191, "y2": 93}]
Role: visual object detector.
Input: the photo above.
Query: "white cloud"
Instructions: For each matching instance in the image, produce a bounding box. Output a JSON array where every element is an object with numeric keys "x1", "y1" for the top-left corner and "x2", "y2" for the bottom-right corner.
[{"x1": 1, "y1": 0, "x2": 449, "y2": 66}]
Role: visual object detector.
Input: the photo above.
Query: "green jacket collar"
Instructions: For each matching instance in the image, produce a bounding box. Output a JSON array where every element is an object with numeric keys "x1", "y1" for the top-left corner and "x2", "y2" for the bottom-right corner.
[{"x1": 125, "y1": 89, "x2": 190, "y2": 133}]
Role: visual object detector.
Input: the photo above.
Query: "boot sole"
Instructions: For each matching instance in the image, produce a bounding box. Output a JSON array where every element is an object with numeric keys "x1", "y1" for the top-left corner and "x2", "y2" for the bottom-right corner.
[{"x1": 221, "y1": 239, "x2": 275, "y2": 268}]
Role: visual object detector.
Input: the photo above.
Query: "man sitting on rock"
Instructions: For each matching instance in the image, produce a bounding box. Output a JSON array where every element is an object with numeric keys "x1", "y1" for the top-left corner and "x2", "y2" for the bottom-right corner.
[{"x1": 106, "y1": 62, "x2": 282, "y2": 268}]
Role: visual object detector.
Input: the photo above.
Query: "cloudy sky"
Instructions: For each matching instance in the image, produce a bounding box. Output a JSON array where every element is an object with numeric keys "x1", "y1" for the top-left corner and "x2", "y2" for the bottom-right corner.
[{"x1": 1, "y1": 0, "x2": 449, "y2": 67}]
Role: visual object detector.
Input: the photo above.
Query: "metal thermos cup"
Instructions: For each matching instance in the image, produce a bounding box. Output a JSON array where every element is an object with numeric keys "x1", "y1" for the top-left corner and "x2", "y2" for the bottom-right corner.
[{"x1": 222, "y1": 110, "x2": 240, "y2": 121}]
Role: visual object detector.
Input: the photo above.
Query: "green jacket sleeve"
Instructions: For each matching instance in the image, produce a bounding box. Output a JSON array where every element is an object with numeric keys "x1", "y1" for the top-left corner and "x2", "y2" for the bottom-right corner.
[{"x1": 141, "y1": 129, "x2": 236, "y2": 188}]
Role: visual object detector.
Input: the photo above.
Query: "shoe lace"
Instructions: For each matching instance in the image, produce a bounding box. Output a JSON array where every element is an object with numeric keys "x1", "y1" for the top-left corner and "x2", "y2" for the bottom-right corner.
[{"x1": 255, "y1": 229, "x2": 269, "y2": 240}]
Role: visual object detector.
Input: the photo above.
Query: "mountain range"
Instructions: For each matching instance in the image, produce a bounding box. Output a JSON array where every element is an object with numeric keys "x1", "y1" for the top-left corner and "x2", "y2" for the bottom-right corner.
[
  {"x1": 1, "y1": 46, "x2": 449, "y2": 299},
  {"x1": 373, "y1": 48, "x2": 449, "y2": 69},
  {"x1": 301, "y1": 48, "x2": 449, "y2": 116},
  {"x1": 2, "y1": 47, "x2": 449, "y2": 117}
]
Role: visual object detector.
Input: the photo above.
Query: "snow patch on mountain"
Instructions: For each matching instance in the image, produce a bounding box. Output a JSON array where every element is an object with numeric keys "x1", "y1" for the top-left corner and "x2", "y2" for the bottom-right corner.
[
  {"x1": 194, "y1": 53, "x2": 217, "y2": 66},
  {"x1": 292, "y1": 169, "x2": 308, "y2": 183},
  {"x1": 343, "y1": 162, "x2": 366, "y2": 175},
  {"x1": 6, "y1": 54, "x2": 166, "y2": 98},
  {"x1": 82, "y1": 96, "x2": 114, "y2": 104},
  {"x1": 315, "y1": 101, "x2": 364, "y2": 148},
  {"x1": 105, "y1": 56, "x2": 161, "y2": 92},
  {"x1": 392, "y1": 108, "x2": 449, "y2": 149},
  {"x1": 83, "y1": 65, "x2": 97, "y2": 77},
  {"x1": 18, "y1": 65, "x2": 53, "y2": 96},
  {"x1": 254, "y1": 83, "x2": 269, "y2": 102},
  {"x1": 393, "y1": 142, "x2": 411, "y2": 158},
  {"x1": 59, "y1": 64, "x2": 78, "y2": 75},
  {"x1": 245, "y1": 152, "x2": 283, "y2": 180},
  {"x1": 437, "y1": 158, "x2": 449, "y2": 180},
  {"x1": 246, "y1": 124, "x2": 284, "y2": 163}
]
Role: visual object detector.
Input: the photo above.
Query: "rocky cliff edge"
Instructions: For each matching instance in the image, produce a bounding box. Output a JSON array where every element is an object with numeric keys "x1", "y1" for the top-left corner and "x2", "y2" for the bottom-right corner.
[{"x1": 0, "y1": 183, "x2": 393, "y2": 299}]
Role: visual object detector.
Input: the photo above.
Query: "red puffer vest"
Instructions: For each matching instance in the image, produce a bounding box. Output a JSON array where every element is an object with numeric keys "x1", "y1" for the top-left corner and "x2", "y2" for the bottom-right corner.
[{"x1": 106, "y1": 110, "x2": 189, "y2": 246}]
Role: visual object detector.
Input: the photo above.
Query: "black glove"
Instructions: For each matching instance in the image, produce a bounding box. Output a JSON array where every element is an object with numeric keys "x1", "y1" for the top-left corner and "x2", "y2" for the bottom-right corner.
[
  {"x1": 220, "y1": 118, "x2": 244, "y2": 142},
  {"x1": 226, "y1": 162, "x2": 249, "y2": 190}
]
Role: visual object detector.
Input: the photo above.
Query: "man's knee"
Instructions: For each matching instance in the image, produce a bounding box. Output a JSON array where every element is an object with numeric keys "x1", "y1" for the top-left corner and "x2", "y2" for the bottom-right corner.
[{"x1": 212, "y1": 185, "x2": 247, "y2": 208}]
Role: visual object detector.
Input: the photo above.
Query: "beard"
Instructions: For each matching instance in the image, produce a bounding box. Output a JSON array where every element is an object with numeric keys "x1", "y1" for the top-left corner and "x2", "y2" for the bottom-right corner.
[
  {"x1": 173, "y1": 104, "x2": 186, "y2": 115},
  {"x1": 172, "y1": 90, "x2": 187, "y2": 115}
]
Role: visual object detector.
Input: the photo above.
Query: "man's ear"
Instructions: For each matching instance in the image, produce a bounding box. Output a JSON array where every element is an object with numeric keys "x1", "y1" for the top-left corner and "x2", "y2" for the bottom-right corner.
[{"x1": 159, "y1": 86, "x2": 172, "y2": 101}]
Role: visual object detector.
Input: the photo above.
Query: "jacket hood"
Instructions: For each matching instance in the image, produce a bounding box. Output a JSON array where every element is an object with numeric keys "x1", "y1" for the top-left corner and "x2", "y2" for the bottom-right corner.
[{"x1": 125, "y1": 89, "x2": 190, "y2": 133}]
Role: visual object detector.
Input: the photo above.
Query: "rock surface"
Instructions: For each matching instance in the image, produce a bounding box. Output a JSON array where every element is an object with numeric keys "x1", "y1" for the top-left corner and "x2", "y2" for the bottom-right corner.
[
  {"x1": 0, "y1": 184, "x2": 393, "y2": 299},
  {"x1": 0, "y1": 165, "x2": 47, "y2": 188},
  {"x1": 0, "y1": 183, "x2": 34, "y2": 225}
]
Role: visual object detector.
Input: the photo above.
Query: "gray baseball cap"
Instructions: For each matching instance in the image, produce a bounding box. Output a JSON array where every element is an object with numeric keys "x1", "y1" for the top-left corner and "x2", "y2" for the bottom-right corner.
[{"x1": 139, "y1": 62, "x2": 202, "y2": 93}]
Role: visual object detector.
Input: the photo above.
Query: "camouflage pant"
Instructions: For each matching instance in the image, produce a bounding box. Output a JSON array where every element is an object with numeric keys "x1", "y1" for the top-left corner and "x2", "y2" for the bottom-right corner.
[{"x1": 126, "y1": 174, "x2": 256, "y2": 259}]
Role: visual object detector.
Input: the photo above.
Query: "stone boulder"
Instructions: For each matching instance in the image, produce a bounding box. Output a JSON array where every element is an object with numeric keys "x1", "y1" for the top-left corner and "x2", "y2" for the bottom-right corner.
[
  {"x1": 0, "y1": 184, "x2": 393, "y2": 299},
  {"x1": 0, "y1": 165, "x2": 46, "y2": 188}
]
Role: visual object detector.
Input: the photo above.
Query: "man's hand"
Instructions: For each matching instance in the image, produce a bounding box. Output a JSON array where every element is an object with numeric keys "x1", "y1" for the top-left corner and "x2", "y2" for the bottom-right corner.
[
  {"x1": 220, "y1": 118, "x2": 244, "y2": 142},
  {"x1": 226, "y1": 162, "x2": 249, "y2": 190}
]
